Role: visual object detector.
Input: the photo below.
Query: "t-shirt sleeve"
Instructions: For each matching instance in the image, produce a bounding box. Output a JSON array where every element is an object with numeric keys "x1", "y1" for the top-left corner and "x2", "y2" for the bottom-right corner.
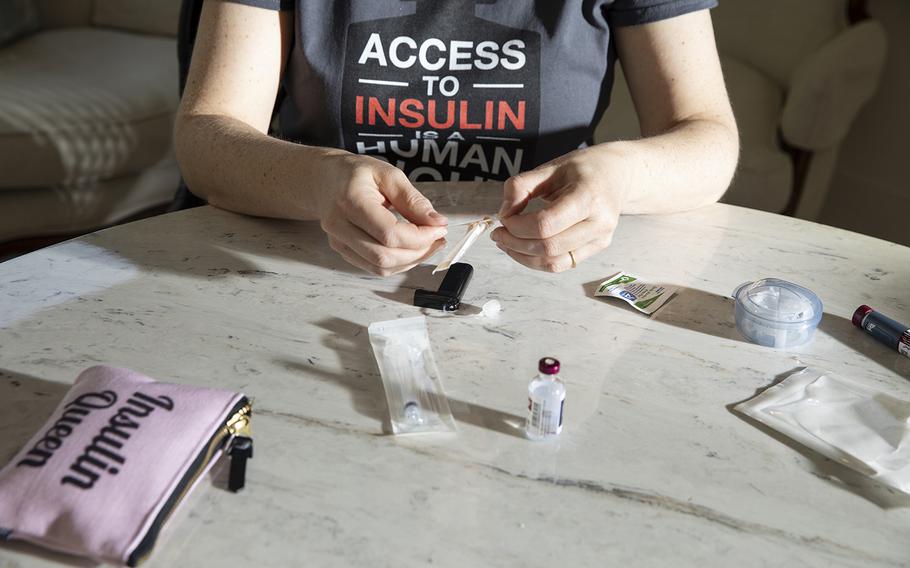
[
  {"x1": 608, "y1": 0, "x2": 717, "y2": 27},
  {"x1": 222, "y1": 0, "x2": 293, "y2": 10}
]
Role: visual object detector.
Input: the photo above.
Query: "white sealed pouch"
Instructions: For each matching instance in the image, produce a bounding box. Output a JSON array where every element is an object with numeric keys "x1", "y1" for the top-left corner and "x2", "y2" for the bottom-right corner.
[
  {"x1": 368, "y1": 316, "x2": 456, "y2": 435},
  {"x1": 734, "y1": 367, "x2": 910, "y2": 493}
]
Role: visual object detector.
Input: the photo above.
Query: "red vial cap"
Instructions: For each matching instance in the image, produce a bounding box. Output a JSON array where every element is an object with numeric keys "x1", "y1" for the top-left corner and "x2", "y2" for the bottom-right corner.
[
  {"x1": 538, "y1": 357, "x2": 560, "y2": 375},
  {"x1": 852, "y1": 305, "x2": 873, "y2": 328}
]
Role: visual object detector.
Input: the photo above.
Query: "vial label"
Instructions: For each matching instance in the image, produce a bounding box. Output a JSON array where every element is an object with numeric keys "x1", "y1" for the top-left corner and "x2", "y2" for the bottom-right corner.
[{"x1": 527, "y1": 394, "x2": 564, "y2": 438}]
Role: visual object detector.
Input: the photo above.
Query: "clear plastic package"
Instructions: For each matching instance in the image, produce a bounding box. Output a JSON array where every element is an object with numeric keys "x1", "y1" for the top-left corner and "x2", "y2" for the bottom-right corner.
[
  {"x1": 735, "y1": 367, "x2": 910, "y2": 493},
  {"x1": 368, "y1": 316, "x2": 456, "y2": 435},
  {"x1": 433, "y1": 217, "x2": 495, "y2": 274},
  {"x1": 732, "y1": 278, "x2": 822, "y2": 348}
]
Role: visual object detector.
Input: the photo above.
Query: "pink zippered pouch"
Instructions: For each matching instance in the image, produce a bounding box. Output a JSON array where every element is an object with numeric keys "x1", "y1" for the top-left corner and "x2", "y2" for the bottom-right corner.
[{"x1": 0, "y1": 366, "x2": 252, "y2": 566}]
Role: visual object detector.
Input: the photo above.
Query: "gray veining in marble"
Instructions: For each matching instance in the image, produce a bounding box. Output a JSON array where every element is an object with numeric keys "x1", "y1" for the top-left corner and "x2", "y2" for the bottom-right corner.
[{"x1": 1, "y1": 182, "x2": 909, "y2": 567}]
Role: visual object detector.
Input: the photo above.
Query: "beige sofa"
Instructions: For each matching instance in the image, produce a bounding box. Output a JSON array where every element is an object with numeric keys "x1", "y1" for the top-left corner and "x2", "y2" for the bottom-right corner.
[
  {"x1": 0, "y1": 0, "x2": 181, "y2": 248},
  {"x1": 596, "y1": 0, "x2": 886, "y2": 218}
]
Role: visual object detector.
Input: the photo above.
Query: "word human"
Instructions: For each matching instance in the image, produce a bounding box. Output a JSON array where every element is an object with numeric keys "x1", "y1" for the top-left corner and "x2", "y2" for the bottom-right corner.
[
  {"x1": 358, "y1": 138, "x2": 522, "y2": 179},
  {"x1": 358, "y1": 34, "x2": 527, "y2": 71},
  {"x1": 61, "y1": 391, "x2": 174, "y2": 489}
]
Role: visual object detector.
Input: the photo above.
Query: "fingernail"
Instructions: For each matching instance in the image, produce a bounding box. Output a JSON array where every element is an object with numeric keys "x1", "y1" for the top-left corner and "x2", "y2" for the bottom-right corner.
[
  {"x1": 489, "y1": 231, "x2": 500, "y2": 242},
  {"x1": 429, "y1": 211, "x2": 446, "y2": 221}
]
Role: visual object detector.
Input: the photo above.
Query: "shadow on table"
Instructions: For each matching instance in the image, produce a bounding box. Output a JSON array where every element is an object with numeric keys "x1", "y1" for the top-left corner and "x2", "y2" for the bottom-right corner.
[
  {"x1": 727, "y1": 367, "x2": 910, "y2": 510},
  {"x1": 91, "y1": 196, "x2": 502, "y2": 282},
  {"x1": 0, "y1": 369, "x2": 70, "y2": 465},
  {"x1": 0, "y1": 369, "x2": 98, "y2": 567},
  {"x1": 446, "y1": 397, "x2": 525, "y2": 438},
  {"x1": 581, "y1": 279, "x2": 749, "y2": 344},
  {"x1": 84, "y1": 212, "x2": 364, "y2": 283},
  {"x1": 280, "y1": 317, "x2": 523, "y2": 437},
  {"x1": 818, "y1": 314, "x2": 910, "y2": 381},
  {"x1": 278, "y1": 317, "x2": 392, "y2": 433},
  {"x1": 372, "y1": 264, "x2": 439, "y2": 305},
  {"x1": 583, "y1": 279, "x2": 910, "y2": 382}
]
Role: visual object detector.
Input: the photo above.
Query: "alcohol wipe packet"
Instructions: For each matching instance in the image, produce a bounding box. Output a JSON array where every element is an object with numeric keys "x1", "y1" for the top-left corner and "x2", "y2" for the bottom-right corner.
[
  {"x1": 368, "y1": 316, "x2": 456, "y2": 435},
  {"x1": 0, "y1": 366, "x2": 253, "y2": 566},
  {"x1": 595, "y1": 271, "x2": 677, "y2": 315},
  {"x1": 734, "y1": 367, "x2": 910, "y2": 493}
]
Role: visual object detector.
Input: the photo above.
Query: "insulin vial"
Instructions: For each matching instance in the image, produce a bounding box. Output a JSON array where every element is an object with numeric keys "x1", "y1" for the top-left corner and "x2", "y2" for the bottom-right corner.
[{"x1": 526, "y1": 357, "x2": 566, "y2": 440}]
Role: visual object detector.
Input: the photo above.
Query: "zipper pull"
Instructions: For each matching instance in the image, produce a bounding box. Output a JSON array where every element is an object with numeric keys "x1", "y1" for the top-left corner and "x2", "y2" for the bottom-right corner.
[{"x1": 228, "y1": 436, "x2": 253, "y2": 493}]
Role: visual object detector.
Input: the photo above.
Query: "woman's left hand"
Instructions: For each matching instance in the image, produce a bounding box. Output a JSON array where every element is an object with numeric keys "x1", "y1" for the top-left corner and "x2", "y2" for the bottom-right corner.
[{"x1": 491, "y1": 145, "x2": 629, "y2": 272}]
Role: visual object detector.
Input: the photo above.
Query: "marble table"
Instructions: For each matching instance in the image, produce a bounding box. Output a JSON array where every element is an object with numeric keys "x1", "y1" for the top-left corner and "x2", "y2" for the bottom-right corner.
[{"x1": 1, "y1": 182, "x2": 909, "y2": 567}]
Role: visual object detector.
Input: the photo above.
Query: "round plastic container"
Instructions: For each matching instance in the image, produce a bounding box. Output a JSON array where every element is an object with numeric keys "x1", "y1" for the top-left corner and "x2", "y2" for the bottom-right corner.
[{"x1": 732, "y1": 278, "x2": 823, "y2": 348}]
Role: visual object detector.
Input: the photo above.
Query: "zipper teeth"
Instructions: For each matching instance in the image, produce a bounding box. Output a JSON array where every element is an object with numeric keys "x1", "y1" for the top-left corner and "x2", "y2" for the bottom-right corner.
[{"x1": 128, "y1": 399, "x2": 251, "y2": 566}]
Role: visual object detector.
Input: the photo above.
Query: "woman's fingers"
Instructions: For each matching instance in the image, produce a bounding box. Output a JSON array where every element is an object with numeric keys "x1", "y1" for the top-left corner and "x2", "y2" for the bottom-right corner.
[
  {"x1": 329, "y1": 235, "x2": 446, "y2": 276},
  {"x1": 374, "y1": 167, "x2": 448, "y2": 227},
  {"x1": 498, "y1": 187, "x2": 591, "y2": 239},
  {"x1": 490, "y1": 219, "x2": 603, "y2": 258},
  {"x1": 328, "y1": 218, "x2": 446, "y2": 269},
  {"x1": 498, "y1": 165, "x2": 558, "y2": 218},
  {"x1": 496, "y1": 235, "x2": 612, "y2": 273},
  {"x1": 343, "y1": 193, "x2": 447, "y2": 250}
]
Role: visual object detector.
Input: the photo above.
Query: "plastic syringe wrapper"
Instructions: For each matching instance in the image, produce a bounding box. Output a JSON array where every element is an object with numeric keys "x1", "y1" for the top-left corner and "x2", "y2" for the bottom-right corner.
[
  {"x1": 735, "y1": 367, "x2": 910, "y2": 493},
  {"x1": 433, "y1": 217, "x2": 495, "y2": 274},
  {"x1": 368, "y1": 316, "x2": 456, "y2": 435}
]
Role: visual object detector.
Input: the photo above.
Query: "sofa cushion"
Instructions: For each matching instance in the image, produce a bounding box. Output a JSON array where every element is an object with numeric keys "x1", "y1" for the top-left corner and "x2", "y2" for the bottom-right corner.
[
  {"x1": 93, "y1": 0, "x2": 181, "y2": 37},
  {"x1": 36, "y1": 0, "x2": 93, "y2": 29},
  {"x1": 712, "y1": 0, "x2": 846, "y2": 87},
  {"x1": 0, "y1": 152, "x2": 180, "y2": 242},
  {"x1": 0, "y1": 28, "x2": 178, "y2": 189},
  {"x1": 720, "y1": 55, "x2": 792, "y2": 212},
  {"x1": 0, "y1": 0, "x2": 39, "y2": 47},
  {"x1": 593, "y1": 55, "x2": 792, "y2": 213}
]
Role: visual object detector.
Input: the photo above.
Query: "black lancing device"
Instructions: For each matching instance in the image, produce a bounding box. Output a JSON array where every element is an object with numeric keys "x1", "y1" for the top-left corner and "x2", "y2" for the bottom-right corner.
[{"x1": 413, "y1": 263, "x2": 473, "y2": 311}]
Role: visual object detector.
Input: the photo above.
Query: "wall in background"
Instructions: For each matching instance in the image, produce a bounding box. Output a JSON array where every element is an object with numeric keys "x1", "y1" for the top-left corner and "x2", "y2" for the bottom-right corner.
[{"x1": 818, "y1": 0, "x2": 909, "y2": 246}]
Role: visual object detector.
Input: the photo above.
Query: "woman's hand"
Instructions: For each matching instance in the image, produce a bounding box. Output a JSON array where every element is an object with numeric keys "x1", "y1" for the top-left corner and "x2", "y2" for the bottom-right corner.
[
  {"x1": 491, "y1": 145, "x2": 629, "y2": 273},
  {"x1": 316, "y1": 152, "x2": 448, "y2": 276}
]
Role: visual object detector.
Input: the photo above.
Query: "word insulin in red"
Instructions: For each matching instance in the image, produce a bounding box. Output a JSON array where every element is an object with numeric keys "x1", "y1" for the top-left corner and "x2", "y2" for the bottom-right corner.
[{"x1": 355, "y1": 96, "x2": 525, "y2": 131}]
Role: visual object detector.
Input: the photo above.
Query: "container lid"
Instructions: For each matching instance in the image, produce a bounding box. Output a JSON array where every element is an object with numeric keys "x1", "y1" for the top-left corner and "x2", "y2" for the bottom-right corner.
[
  {"x1": 538, "y1": 357, "x2": 560, "y2": 375},
  {"x1": 852, "y1": 304, "x2": 873, "y2": 328},
  {"x1": 733, "y1": 278, "x2": 822, "y2": 324}
]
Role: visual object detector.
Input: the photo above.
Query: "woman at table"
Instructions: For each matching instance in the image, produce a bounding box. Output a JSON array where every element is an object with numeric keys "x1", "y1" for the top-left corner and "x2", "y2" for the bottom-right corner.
[{"x1": 175, "y1": 0, "x2": 738, "y2": 275}]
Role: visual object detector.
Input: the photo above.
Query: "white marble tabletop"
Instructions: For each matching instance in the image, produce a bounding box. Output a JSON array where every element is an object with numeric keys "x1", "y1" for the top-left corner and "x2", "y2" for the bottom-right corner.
[{"x1": 1, "y1": 182, "x2": 909, "y2": 567}]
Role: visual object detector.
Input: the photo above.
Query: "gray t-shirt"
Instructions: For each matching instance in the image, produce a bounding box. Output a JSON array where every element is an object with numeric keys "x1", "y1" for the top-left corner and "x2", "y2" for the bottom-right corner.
[{"x1": 228, "y1": 0, "x2": 716, "y2": 182}]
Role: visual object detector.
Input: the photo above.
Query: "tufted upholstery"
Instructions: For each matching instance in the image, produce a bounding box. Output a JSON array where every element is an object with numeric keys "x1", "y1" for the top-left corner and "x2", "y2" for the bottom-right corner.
[{"x1": 0, "y1": 0, "x2": 182, "y2": 245}]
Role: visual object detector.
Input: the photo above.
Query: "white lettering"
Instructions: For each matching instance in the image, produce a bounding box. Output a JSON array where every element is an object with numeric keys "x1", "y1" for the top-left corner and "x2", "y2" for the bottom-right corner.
[
  {"x1": 439, "y1": 76, "x2": 459, "y2": 97},
  {"x1": 492, "y1": 147, "x2": 523, "y2": 177},
  {"x1": 449, "y1": 40, "x2": 473, "y2": 71},
  {"x1": 501, "y1": 39, "x2": 526, "y2": 70},
  {"x1": 422, "y1": 140, "x2": 459, "y2": 166},
  {"x1": 358, "y1": 35, "x2": 526, "y2": 72},
  {"x1": 390, "y1": 140, "x2": 419, "y2": 158},
  {"x1": 458, "y1": 144, "x2": 490, "y2": 171},
  {"x1": 474, "y1": 41, "x2": 500, "y2": 70},
  {"x1": 419, "y1": 38, "x2": 446, "y2": 71},
  {"x1": 356, "y1": 140, "x2": 387, "y2": 154},
  {"x1": 389, "y1": 36, "x2": 417, "y2": 68},
  {"x1": 358, "y1": 33, "x2": 388, "y2": 66},
  {"x1": 422, "y1": 75, "x2": 440, "y2": 96}
]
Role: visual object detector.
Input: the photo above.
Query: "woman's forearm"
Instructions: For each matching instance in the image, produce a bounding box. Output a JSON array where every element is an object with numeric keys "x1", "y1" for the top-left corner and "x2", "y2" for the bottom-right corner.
[
  {"x1": 592, "y1": 116, "x2": 739, "y2": 215},
  {"x1": 174, "y1": 113, "x2": 344, "y2": 221}
]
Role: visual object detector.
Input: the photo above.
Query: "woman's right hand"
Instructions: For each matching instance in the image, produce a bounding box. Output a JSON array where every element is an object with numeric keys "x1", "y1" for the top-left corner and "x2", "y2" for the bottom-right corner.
[{"x1": 315, "y1": 152, "x2": 448, "y2": 276}]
